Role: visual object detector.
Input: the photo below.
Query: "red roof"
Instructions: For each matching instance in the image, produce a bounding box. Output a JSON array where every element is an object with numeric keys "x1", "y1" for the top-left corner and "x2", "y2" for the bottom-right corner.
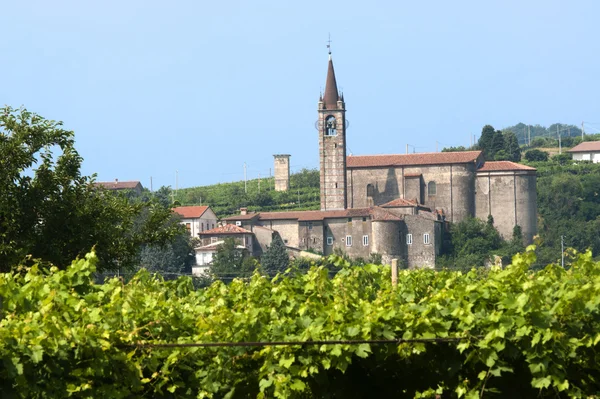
[
  {"x1": 370, "y1": 207, "x2": 403, "y2": 221},
  {"x1": 347, "y1": 151, "x2": 482, "y2": 168},
  {"x1": 567, "y1": 141, "x2": 600, "y2": 153},
  {"x1": 477, "y1": 161, "x2": 536, "y2": 172},
  {"x1": 257, "y1": 208, "x2": 372, "y2": 222},
  {"x1": 173, "y1": 206, "x2": 210, "y2": 219},
  {"x1": 199, "y1": 224, "x2": 251, "y2": 235},
  {"x1": 381, "y1": 198, "x2": 418, "y2": 207},
  {"x1": 94, "y1": 181, "x2": 141, "y2": 190}
]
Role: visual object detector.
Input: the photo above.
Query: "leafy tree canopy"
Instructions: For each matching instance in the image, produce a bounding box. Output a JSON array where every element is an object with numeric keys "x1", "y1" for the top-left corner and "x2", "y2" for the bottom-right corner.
[
  {"x1": 209, "y1": 237, "x2": 258, "y2": 280},
  {"x1": 0, "y1": 106, "x2": 181, "y2": 272}
]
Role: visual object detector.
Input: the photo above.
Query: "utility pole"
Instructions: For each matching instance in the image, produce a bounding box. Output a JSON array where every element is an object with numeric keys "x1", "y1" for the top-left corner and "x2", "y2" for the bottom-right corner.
[
  {"x1": 298, "y1": 189, "x2": 300, "y2": 206},
  {"x1": 176, "y1": 170, "x2": 179, "y2": 192},
  {"x1": 528, "y1": 125, "x2": 531, "y2": 146},
  {"x1": 557, "y1": 125, "x2": 562, "y2": 154},
  {"x1": 243, "y1": 162, "x2": 247, "y2": 193},
  {"x1": 436, "y1": 140, "x2": 438, "y2": 152},
  {"x1": 561, "y1": 235, "x2": 565, "y2": 268},
  {"x1": 150, "y1": 176, "x2": 153, "y2": 192},
  {"x1": 406, "y1": 144, "x2": 408, "y2": 154},
  {"x1": 582, "y1": 121, "x2": 585, "y2": 140}
]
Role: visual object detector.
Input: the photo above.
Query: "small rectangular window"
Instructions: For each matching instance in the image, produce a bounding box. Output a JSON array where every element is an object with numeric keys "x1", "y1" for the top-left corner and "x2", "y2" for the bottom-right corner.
[
  {"x1": 235, "y1": 221, "x2": 242, "y2": 226},
  {"x1": 211, "y1": 237, "x2": 218, "y2": 244},
  {"x1": 346, "y1": 235, "x2": 352, "y2": 247},
  {"x1": 327, "y1": 236, "x2": 333, "y2": 245},
  {"x1": 185, "y1": 223, "x2": 191, "y2": 232},
  {"x1": 406, "y1": 234, "x2": 413, "y2": 245},
  {"x1": 362, "y1": 217, "x2": 367, "y2": 222},
  {"x1": 308, "y1": 222, "x2": 313, "y2": 230},
  {"x1": 313, "y1": 237, "x2": 316, "y2": 243},
  {"x1": 201, "y1": 223, "x2": 204, "y2": 232},
  {"x1": 284, "y1": 239, "x2": 288, "y2": 244},
  {"x1": 363, "y1": 235, "x2": 369, "y2": 246},
  {"x1": 424, "y1": 233, "x2": 430, "y2": 245},
  {"x1": 347, "y1": 218, "x2": 352, "y2": 223},
  {"x1": 212, "y1": 223, "x2": 215, "y2": 229}
]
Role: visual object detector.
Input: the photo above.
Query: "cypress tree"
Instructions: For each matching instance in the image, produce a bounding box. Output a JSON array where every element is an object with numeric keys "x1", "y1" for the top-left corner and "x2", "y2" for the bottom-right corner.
[
  {"x1": 261, "y1": 234, "x2": 290, "y2": 274},
  {"x1": 478, "y1": 125, "x2": 496, "y2": 155}
]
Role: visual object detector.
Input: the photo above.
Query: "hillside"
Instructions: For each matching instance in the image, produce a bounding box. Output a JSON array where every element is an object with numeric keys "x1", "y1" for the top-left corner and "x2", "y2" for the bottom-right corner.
[{"x1": 173, "y1": 168, "x2": 320, "y2": 217}]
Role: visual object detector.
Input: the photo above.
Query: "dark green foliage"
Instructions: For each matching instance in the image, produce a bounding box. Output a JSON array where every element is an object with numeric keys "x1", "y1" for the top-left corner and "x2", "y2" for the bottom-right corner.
[
  {"x1": 552, "y1": 152, "x2": 572, "y2": 165},
  {"x1": 504, "y1": 122, "x2": 583, "y2": 145},
  {"x1": 490, "y1": 130, "x2": 506, "y2": 158},
  {"x1": 524, "y1": 149, "x2": 549, "y2": 162},
  {"x1": 441, "y1": 145, "x2": 468, "y2": 152},
  {"x1": 478, "y1": 125, "x2": 495, "y2": 156},
  {"x1": 503, "y1": 131, "x2": 521, "y2": 161},
  {"x1": 138, "y1": 234, "x2": 196, "y2": 279},
  {"x1": 209, "y1": 237, "x2": 257, "y2": 280},
  {"x1": 261, "y1": 234, "x2": 290, "y2": 274},
  {"x1": 438, "y1": 216, "x2": 520, "y2": 269},
  {"x1": 0, "y1": 106, "x2": 181, "y2": 273}
]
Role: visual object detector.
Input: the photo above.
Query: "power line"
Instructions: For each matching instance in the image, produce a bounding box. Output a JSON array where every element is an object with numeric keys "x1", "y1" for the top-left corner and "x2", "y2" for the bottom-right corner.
[{"x1": 117, "y1": 336, "x2": 473, "y2": 349}]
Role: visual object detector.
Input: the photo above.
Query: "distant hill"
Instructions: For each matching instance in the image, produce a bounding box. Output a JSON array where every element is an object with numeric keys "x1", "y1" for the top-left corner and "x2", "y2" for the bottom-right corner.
[
  {"x1": 503, "y1": 123, "x2": 583, "y2": 145},
  {"x1": 173, "y1": 168, "x2": 320, "y2": 218}
]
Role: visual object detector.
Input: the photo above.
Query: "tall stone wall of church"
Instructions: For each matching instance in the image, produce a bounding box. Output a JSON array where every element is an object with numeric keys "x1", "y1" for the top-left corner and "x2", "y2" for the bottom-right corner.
[
  {"x1": 347, "y1": 163, "x2": 476, "y2": 223},
  {"x1": 475, "y1": 171, "x2": 537, "y2": 244},
  {"x1": 372, "y1": 220, "x2": 404, "y2": 266}
]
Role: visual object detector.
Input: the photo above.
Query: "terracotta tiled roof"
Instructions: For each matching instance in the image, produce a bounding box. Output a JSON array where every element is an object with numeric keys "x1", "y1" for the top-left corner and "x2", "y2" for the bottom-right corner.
[
  {"x1": 567, "y1": 141, "x2": 600, "y2": 153},
  {"x1": 94, "y1": 181, "x2": 141, "y2": 190},
  {"x1": 370, "y1": 207, "x2": 403, "y2": 221},
  {"x1": 222, "y1": 213, "x2": 260, "y2": 221},
  {"x1": 199, "y1": 224, "x2": 251, "y2": 235},
  {"x1": 477, "y1": 161, "x2": 536, "y2": 172},
  {"x1": 323, "y1": 56, "x2": 340, "y2": 110},
  {"x1": 347, "y1": 151, "x2": 482, "y2": 168},
  {"x1": 257, "y1": 208, "x2": 372, "y2": 222},
  {"x1": 380, "y1": 198, "x2": 418, "y2": 207},
  {"x1": 173, "y1": 206, "x2": 209, "y2": 219}
]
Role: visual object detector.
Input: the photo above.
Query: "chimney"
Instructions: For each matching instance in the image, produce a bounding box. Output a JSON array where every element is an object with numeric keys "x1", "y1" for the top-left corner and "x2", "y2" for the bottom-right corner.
[
  {"x1": 115, "y1": 178, "x2": 119, "y2": 183},
  {"x1": 240, "y1": 207, "x2": 248, "y2": 215}
]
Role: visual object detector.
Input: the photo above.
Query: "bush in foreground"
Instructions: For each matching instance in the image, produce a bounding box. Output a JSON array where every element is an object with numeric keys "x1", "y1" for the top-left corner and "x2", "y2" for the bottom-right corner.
[{"x1": 1, "y1": 249, "x2": 600, "y2": 397}]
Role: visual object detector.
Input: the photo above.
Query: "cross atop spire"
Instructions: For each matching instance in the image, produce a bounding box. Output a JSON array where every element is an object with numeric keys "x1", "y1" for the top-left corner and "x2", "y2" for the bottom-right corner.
[{"x1": 326, "y1": 33, "x2": 332, "y2": 57}]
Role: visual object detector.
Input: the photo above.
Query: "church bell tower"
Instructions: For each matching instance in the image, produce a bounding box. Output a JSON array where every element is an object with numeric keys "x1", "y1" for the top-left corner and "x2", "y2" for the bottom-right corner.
[{"x1": 318, "y1": 52, "x2": 347, "y2": 210}]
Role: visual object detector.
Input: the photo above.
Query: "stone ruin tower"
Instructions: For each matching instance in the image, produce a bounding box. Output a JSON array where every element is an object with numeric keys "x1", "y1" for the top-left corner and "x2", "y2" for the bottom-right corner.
[{"x1": 273, "y1": 154, "x2": 290, "y2": 191}]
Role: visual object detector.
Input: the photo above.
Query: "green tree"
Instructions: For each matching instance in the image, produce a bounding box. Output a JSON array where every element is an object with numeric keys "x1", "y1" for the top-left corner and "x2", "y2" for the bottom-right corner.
[
  {"x1": 503, "y1": 131, "x2": 521, "y2": 161},
  {"x1": 0, "y1": 106, "x2": 181, "y2": 272},
  {"x1": 490, "y1": 130, "x2": 506, "y2": 159},
  {"x1": 524, "y1": 149, "x2": 549, "y2": 162},
  {"x1": 138, "y1": 233, "x2": 196, "y2": 279},
  {"x1": 209, "y1": 237, "x2": 256, "y2": 280},
  {"x1": 261, "y1": 234, "x2": 290, "y2": 274},
  {"x1": 478, "y1": 124, "x2": 496, "y2": 154}
]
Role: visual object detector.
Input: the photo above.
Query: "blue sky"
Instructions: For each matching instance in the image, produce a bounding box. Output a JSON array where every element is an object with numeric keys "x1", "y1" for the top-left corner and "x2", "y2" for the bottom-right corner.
[{"x1": 2, "y1": 0, "x2": 598, "y2": 189}]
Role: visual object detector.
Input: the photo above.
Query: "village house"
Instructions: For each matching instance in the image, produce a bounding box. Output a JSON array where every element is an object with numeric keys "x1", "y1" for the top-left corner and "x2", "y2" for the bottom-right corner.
[
  {"x1": 94, "y1": 179, "x2": 144, "y2": 195},
  {"x1": 173, "y1": 205, "x2": 218, "y2": 237},
  {"x1": 567, "y1": 141, "x2": 600, "y2": 163}
]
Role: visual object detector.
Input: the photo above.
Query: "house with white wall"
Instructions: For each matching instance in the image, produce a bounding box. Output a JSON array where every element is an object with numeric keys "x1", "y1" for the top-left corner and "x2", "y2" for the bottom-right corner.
[
  {"x1": 568, "y1": 142, "x2": 600, "y2": 163},
  {"x1": 173, "y1": 206, "x2": 218, "y2": 237}
]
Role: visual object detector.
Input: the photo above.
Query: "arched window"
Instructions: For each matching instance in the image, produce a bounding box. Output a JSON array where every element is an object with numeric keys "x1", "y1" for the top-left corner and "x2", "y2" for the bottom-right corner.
[
  {"x1": 428, "y1": 181, "x2": 437, "y2": 196},
  {"x1": 366, "y1": 184, "x2": 375, "y2": 206},
  {"x1": 325, "y1": 115, "x2": 337, "y2": 136}
]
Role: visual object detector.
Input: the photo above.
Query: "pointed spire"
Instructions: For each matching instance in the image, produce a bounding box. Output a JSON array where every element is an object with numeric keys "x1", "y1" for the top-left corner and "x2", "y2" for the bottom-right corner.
[{"x1": 323, "y1": 55, "x2": 340, "y2": 110}]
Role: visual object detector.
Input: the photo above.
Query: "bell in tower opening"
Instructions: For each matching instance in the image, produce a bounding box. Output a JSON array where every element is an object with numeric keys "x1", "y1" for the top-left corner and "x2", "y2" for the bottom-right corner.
[{"x1": 325, "y1": 116, "x2": 337, "y2": 136}]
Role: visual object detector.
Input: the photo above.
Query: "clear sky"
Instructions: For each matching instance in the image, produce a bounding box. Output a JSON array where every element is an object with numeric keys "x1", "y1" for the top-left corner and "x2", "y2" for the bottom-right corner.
[{"x1": 2, "y1": 0, "x2": 598, "y2": 189}]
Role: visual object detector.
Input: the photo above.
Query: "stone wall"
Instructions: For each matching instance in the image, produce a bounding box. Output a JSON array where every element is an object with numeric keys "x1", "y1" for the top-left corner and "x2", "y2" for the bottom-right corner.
[
  {"x1": 273, "y1": 154, "x2": 290, "y2": 191},
  {"x1": 347, "y1": 163, "x2": 476, "y2": 223},
  {"x1": 298, "y1": 221, "x2": 325, "y2": 254},
  {"x1": 258, "y1": 220, "x2": 300, "y2": 248},
  {"x1": 403, "y1": 215, "x2": 439, "y2": 269},
  {"x1": 324, "y1": 217, "x2": 371, "y2": 258},
  {"x1": 476, "y1": 171, "x2": 537, "y2": 244}
]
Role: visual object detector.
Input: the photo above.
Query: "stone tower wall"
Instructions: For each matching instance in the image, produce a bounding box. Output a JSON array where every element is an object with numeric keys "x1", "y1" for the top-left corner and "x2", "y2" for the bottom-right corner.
[
  {"x1": 273, "y1": 154, "x2": 290, "y2": 192},
  {"x1": 319, "y1": 104, "x2": 347, "y2": 210},
  {"x1": 475, "y1": 170, "x2": 537, "y2": 244}
]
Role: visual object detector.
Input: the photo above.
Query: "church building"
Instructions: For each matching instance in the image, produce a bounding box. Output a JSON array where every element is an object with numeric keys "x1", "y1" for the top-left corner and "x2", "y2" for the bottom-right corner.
[{"x1": 221, "y1": 52, "x2": 537, "y2": 268}]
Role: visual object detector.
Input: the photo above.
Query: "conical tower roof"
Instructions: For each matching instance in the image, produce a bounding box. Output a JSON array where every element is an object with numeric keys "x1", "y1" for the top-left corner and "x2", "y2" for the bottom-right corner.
[{"x1": 323, "y1": 54, "x2": 340, "y2": 110}]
